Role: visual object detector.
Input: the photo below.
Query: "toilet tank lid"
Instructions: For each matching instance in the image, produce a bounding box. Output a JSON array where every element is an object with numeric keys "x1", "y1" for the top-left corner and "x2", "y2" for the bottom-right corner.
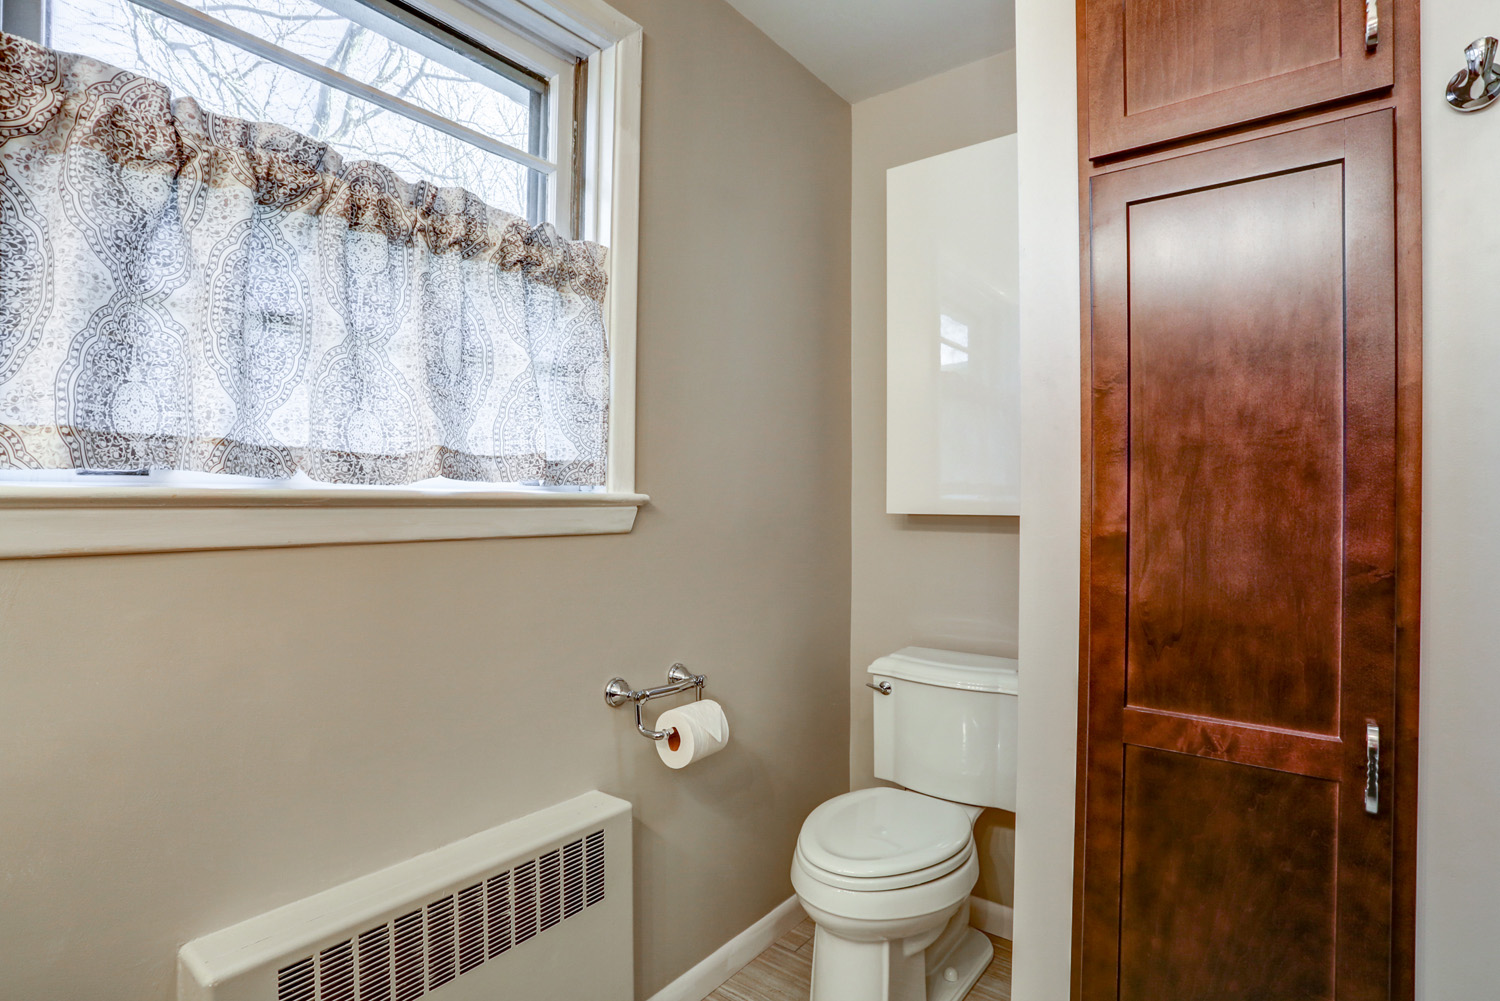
[{"x1": 868, "y1": 647, "x2": 1018, "y2": 694}]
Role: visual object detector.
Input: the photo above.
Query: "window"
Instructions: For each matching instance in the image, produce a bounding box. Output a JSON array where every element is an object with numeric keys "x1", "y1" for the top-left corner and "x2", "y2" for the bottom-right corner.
[
  {"x1": 0, "y1": 0, "x2": 642, "y2": 554},
  {"x1": 46, "y1": 0, "x2": 557, "y2": 224}
]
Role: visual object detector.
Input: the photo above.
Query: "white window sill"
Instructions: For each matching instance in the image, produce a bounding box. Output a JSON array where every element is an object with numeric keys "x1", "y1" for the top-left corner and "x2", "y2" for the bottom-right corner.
[{"x1": 0, "y1": 487, "x2": 648, "y2": 558}]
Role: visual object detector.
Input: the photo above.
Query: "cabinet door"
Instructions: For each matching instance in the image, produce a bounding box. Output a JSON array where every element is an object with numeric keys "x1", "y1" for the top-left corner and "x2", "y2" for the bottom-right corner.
[
  {"x1": 1080, "y1": 113, "x2": 1398, "y2": 1001},
  {"x1": 1085, "y1": 0, "x2": 1394, "y2": 158}
]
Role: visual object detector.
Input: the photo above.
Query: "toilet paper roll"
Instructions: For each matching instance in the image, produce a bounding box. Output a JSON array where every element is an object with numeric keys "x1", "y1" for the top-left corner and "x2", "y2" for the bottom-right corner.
[{"x1": 655, "y1": 699, "x2": 730, "y2": 769}]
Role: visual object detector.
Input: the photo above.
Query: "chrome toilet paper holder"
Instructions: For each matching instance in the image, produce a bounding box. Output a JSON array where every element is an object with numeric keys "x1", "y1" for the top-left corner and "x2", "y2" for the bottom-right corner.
[{"x1": 604, "y1": 663, "x2": 707, "y2": 740}]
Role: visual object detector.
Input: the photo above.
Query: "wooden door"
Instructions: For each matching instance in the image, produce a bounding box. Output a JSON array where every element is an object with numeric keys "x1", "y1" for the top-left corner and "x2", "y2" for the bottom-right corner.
[
  {"x1": 1079, "y1": 113, "x2": 1398, "y2": 1001},
  {"x1": 1085, "y1": 0, "x2": 1394, "y2": 159}
]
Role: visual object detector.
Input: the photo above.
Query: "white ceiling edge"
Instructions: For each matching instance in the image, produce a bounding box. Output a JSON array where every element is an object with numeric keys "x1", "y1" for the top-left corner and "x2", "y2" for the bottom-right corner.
[{"x1": 722, "y1": 0, "x2": 1016, "y2": 104}]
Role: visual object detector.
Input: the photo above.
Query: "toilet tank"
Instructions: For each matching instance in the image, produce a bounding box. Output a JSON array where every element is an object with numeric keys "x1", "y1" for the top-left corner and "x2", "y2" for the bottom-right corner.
[{"x1": 869, "y1": 647, "x2": 1019, "y2": 811}]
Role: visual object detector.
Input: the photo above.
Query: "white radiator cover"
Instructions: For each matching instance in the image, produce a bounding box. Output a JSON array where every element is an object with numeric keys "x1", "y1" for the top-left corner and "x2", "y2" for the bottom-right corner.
[{"x1": 178, "y1": 792, "x2": 632, "y2": 1001}]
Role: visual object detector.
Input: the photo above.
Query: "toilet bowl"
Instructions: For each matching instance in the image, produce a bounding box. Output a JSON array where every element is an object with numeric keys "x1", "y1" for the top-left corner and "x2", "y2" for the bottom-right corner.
[{"x1": 791, "y1": 648, "x2": 1018, "y2": 1001}]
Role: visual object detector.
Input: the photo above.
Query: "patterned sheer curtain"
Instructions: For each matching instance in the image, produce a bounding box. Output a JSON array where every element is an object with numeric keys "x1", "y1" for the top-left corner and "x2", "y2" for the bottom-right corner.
[{"x1": 0, "y1": 31, "x2": 609, "y2": 487}]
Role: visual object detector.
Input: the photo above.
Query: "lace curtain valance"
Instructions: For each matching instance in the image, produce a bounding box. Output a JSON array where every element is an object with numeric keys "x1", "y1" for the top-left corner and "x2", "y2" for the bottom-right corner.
[{"x1": 0, "y1": 32, "x2": 609, "y2": 486}]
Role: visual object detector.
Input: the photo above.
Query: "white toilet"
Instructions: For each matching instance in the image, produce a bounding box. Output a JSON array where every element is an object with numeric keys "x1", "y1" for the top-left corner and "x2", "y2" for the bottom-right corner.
[{"x1": 791, "y1": 647, "x2": 1018, "y2": 1001}]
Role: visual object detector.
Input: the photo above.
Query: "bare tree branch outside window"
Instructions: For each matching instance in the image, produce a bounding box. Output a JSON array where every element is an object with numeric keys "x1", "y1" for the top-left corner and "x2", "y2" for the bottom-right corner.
[{"x1": 49, "y1": 0, "x2": 540, "y2": 216}]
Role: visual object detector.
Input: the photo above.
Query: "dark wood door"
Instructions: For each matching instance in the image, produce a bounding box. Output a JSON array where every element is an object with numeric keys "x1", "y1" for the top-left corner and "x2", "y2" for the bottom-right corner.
[
  {"x1": 1079, "y1": 113, "x2": 1398, "y2": 1001},
  {"x1": 1085, "y1": 0, "x2": 1394, "y2": 159}
]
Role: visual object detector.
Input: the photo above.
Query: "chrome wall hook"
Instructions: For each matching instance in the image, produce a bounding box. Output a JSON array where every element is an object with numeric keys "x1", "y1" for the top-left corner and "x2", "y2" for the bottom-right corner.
[
  {"x1": 605, "y1": 663, "x2": 706, "y2": 740},
  {"x1": 1446, "y1": 36, "x2": 1500, "y2": 113}
]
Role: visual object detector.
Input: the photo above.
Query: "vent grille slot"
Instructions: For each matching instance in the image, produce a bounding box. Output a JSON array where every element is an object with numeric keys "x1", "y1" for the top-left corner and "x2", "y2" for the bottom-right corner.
[
  {"x1": 275, "y1": 829, "x2": 606, "y2": 1001},
  {"x1": 393, "y1": 910, "x2": 425, "y2": 1001},
  {"x1": 538, "y1": 848, "x2": 562, "y2": 932},
  {"x1": 513, "y1": 859, "x2": 538, "y2": 944},
  {"x1": 357, "y1": 925, "x2": 390, "y2": 1000},
  {"x1": 425, "y1": 895, "x2": 456, "y2": 989},
  {"x1": 485, "y1": 870, "x2": 512, "y2": 958},
  {"x1": 317, "y1": 941, "x2": 354, "y2": 1001},
  {"x1": 278, "y1": 959, "x2": 314, "y2": 1001},
  {"x1": 562, "y1": 838, "x2": 585, "y2": 920},
  {"x1": 457, "y1": 883, "x2": 485, "y2": 974},
  {"x1": 586, "y1": 830, "x2": 606, "y2": 906}
]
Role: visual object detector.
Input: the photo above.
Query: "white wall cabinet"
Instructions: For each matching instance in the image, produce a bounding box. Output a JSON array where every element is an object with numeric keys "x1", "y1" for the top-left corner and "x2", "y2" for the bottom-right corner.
[{"x1": 886, "y1": 135, "x2": 1019, "y2": 516}]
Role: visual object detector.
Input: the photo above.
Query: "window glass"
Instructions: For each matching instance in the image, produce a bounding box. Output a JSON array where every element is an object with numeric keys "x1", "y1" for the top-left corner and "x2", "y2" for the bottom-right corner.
[{"x1": 47, "y1": 0, "x2": 546, "y2": 218}]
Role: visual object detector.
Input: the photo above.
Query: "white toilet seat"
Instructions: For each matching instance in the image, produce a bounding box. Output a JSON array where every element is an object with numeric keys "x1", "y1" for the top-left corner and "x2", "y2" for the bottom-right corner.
[
  {"x1": 791, "y1": 845, "x2": 979, "y2": 928},
  {"x1": 797, "y1": 787, "x2": 972, "y2": 885},
  {"x1": 793, "y1": 839, "x2": 973, "y2": 892}
]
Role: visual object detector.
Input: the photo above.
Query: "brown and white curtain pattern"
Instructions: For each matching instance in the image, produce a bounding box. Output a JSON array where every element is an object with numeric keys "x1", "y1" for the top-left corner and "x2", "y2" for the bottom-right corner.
[{"x1": 0, "y1": 32, "x2": 608, "y2": 486}]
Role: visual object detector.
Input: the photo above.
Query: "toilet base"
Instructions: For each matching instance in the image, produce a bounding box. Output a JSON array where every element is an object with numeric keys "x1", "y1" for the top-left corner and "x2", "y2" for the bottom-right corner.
[
  {"x1": 805, "y1": 904, "x2": 994, "y2": 1001},
  {"x1": 924, "y1": 925, "x2": 993, "y2": 1001}
]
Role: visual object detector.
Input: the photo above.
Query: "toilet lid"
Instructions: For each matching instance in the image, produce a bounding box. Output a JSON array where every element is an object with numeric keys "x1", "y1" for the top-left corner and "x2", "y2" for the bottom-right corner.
[{"x1": 797, "y1": 787, "x2": 972, "y2": 881}]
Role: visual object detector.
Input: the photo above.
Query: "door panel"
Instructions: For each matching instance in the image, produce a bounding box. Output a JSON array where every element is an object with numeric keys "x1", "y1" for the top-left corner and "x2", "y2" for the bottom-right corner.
[
  {"x1": 1086, "y1": 0, "x2": 1394, "y2": 158},
  {"x1": 1124, "y1": 0, "x2": 1343, "y2": 114},
  {"x1": 1080, "y1": 113, "x2": 1397, "y2": 1001},
  {"x1": 1126, "y1": 165, "x2": 1346, "y2": 734},
  {"x1": 1119, "y1": 747, "x2": 1339, "y2": 1001}
]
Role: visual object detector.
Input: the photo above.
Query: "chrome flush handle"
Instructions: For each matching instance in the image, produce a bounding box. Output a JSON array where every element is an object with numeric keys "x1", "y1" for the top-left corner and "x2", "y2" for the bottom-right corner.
[
  {"x1": 866, "y1": 681, "x2": 892, "y2": 695},
  {"x1": 1365, "y1": 0, "x2": 1378, "y2": 51},
  {"x1": 1365, "y1": 723, "x2": 1381, "y2": 815}
]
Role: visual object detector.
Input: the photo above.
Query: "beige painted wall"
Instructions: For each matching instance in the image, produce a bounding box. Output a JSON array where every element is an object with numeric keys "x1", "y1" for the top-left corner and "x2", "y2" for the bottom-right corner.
[
  {"x1": 849, "y1": 51, "x2": 1020, "y2": 908},
  {"x1": 0, "y1": 2, "x2": 851, "y2": 998},
  {"x1": 1417, "y1": 1, "x2": 1500, "y2": 993}
]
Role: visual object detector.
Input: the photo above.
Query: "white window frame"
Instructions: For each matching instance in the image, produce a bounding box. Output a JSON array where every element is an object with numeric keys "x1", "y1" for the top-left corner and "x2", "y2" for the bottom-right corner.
[{"x1": 0, "y1": 0, "x2": 643, "y2": 557}]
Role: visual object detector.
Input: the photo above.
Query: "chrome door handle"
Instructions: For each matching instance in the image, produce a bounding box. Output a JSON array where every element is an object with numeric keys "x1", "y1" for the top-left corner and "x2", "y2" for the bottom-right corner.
[
  {"x1": 1365, "y1": 0, "x2": 1379, "y2": 51},
  {"x1": 1365, "y1": 723, "x2": 1380, "y2": 814},
  {"x1": 866, "y1": 681, "x2": 892, "y2": 695}
]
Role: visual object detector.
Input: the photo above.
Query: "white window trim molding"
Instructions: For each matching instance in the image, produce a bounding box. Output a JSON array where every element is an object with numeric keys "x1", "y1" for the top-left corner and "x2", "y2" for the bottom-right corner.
[
  {"x1": 0, "y1": 487, "x2": 648, "y2": 557},
  {"x1": 0, "y1": 0, "x2": 644, "y2": 559}
]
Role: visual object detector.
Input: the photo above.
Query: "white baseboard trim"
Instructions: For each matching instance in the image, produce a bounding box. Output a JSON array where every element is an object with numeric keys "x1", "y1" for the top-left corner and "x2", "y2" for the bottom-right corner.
[
  {"x1": 646, "y1": 895, "x2": 805, "y2": 1001},
  {"x1": 968, "y1": 895, "x2": 1014, "y2": 942}
]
